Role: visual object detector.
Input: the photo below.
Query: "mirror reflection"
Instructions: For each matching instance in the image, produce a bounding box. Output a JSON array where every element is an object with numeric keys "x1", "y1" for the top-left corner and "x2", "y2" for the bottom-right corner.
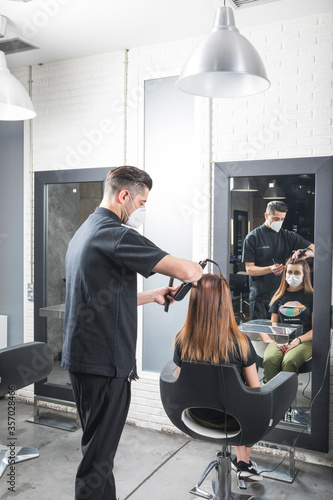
[
  {"x1": 44, "y1": 181, "x2": 104, "y2": 387},
  {"x1": 229, "y1": 174, "x2": 315, "y2": 427}
]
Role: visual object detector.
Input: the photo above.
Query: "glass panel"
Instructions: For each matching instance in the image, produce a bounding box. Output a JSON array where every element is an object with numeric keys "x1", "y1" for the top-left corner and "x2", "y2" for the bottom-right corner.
[
  {"x1": 45, "y1": 181, "x2": 103, "y2": 386},
  {"x1": 143, "y1": 75, "x2": 195, "y2": 372},
  {"x1": 229, "y1": 174, "x2": 315, "y2": 427}
]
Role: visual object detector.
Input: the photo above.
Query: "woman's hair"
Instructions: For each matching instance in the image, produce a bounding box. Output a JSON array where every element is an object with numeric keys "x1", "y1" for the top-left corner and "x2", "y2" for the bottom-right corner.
[
  {"x1": 174, "y1": 273, "x2": 250, "y2": 364},
  {"x1": 269, "y1": 257, "x2": 313, "y2": 307}
]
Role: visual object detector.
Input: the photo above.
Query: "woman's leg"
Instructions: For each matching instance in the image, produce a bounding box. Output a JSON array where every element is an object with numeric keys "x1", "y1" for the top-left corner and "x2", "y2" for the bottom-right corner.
[
  {"x1": 281, "y1": 341, "x2": 312, "y2": 374},
  {"x1": 233, "y1": 445, "x2": 262, "y2": 480},
  {"x1": 234, "y1": 446, "x2": 252, "y2": 463},
  {"x1": 262, "y1": 343, "x2": 284, "y2": 382}
]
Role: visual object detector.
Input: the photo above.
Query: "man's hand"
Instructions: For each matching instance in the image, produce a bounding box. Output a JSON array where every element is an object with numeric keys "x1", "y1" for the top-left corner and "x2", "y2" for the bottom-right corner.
[
  {"x1": 137, "y1": 286, "x2": 178, "y2": 306},
  {"x1": 292, "y1": 247, "x2": 314, "y2": 261},
  {"x1": 152, "y1": 286, "x2": 178, "y2": 306},
  {"x1": 271, "y1": 263, "x2": 284, "y2": 275}
]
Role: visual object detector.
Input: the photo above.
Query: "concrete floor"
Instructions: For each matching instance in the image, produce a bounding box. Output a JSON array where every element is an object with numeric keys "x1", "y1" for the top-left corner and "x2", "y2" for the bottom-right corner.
[{"x1": 0, "y1": 400, "x2": 332, "y2": 500}]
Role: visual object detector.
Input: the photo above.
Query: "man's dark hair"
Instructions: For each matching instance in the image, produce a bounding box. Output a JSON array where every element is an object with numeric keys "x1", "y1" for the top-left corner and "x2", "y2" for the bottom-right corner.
[
  {"x1": 266, "y1": 200, "x2": 288, "y2": 215},
  {"x1": 104, "y1": 166, "x2": 153, "y2": 198}
]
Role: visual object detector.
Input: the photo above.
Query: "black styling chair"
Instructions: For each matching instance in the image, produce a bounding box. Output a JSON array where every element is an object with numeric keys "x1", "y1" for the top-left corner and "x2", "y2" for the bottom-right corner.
[
  {"x1": 256, "y1": 352, "x2": 312, "y2": 427},
  {"x1": 229, "y1": 273, "x2": 250, "y2": 322},
  {"x1": 0, "y1": 342, "x2": 54, "y2": 479},
  {"x1": 160, "y1": 360, "x2": 297, "y2": 500}
]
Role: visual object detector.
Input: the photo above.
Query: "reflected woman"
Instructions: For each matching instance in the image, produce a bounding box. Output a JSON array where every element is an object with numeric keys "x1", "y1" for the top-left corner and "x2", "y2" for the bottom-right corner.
[
  {"x1": 173, "y1": 274, "x2": 263, "y2": 481},
  {"x1": 262, "y1": 258, "x2": 313, "y2": 382}
]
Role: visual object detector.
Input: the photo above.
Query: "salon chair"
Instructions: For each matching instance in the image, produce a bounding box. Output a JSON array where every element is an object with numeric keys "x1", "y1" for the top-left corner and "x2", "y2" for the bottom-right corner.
[
  {"x1": 229, "y1": 273, "x2": 249, "y2": 321},
  {"x1": 160, "y1": 360, "x2": 297, "y2": 500},
  {"x1": 255, "y1": 352, "x2": 312, "y2": 427},
  {"x1": 0, "y1": 342, "x2": 54, "y2": 479}
]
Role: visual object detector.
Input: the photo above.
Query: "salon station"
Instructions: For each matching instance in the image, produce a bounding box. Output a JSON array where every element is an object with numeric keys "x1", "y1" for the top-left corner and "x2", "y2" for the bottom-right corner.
[{"x1": 0, "y1": 1, "x2": 332, "y2": 499}]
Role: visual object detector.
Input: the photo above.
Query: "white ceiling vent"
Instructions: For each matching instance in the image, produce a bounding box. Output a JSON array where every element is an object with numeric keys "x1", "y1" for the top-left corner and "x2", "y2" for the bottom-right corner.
[
  {"x1": 229, "y1": 0, "x2": 281, "y2": 8},
  {"x1": 0, "y1": 15, "x2": 38, "y2": 55},
  {"x1": 0, "y1": 37, "x2": 38, "y2": 55}
]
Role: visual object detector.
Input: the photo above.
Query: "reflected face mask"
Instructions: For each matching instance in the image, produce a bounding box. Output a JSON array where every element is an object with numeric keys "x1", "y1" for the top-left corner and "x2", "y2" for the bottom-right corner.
[
  {"x1": 286, "y1": 274, "x2": 303, "y2": 288},
  {"x1": 270, "y1": 220, "x2": 283, "y2": 232}
]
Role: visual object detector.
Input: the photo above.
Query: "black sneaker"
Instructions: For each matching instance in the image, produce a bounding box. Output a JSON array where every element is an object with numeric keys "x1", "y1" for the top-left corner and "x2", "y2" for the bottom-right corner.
[
  {"x1": 236, "y1": 460, "x2": 263, "y2": 481},
  {"x1": 231, "y1": 457, "x2": 239, "y2": 472}
]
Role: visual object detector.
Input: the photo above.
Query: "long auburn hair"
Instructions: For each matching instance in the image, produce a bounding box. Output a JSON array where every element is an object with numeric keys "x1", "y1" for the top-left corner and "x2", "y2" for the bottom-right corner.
[
  {"x1": 269, "y1": 257, "x2": 313, "y2": 307},
  {"x1": 174, "y1": 273, "x2": 250, "y2": 364}
]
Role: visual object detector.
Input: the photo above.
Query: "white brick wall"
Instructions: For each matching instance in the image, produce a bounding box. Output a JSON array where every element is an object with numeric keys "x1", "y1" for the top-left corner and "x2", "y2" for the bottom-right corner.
[
  {"x1": 31, "y1": 50, "x2": 127, "y2": 172},
  {"x1": 13, "y1": 10, "x2": 333, "y2": 465}
]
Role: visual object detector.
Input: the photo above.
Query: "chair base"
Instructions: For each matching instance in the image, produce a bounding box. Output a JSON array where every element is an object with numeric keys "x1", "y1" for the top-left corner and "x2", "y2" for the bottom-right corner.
[
  {"x1": 189, "y1": 448, "x2": 256, "y2": 500},
  {"x1": 291, "y1": 406, "x2": 310, "y2": 427},
  {"x1": 26, "y1": 395, "x2": 81, "y2": 432},
  {"x1": 0, "y1": 445, "x2": 39, "y2": 478}
]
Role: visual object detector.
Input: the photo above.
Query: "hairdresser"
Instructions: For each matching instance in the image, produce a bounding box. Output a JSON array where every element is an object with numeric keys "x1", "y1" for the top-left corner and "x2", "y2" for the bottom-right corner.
[
  {"x1": 262, "y1": 258, "x2": 313, "y2": 381},
  {"x1": 62, "y1": 166, "x2": 203, "y2": 500},
  {"x1": 242, "y1": 200, "x2": 314, "y2": 320}
]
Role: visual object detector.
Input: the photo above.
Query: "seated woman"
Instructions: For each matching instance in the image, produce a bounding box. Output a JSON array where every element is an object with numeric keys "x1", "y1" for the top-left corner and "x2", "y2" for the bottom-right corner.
[
  {"x1": 173, "y1": 273, "x2": 262, "y2": 481},
  {"x1": 262, "y1": 258, "x2": 313, "y2": 382}
]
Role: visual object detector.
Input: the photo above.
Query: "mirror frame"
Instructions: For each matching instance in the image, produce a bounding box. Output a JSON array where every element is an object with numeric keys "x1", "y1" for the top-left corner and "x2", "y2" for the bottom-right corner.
[
  {"x1": 34, "y1": 167, "x2": 111, "y2": 402},
  {"x1": 213, "y1": 156, "x2": 332, "y2": 452}
]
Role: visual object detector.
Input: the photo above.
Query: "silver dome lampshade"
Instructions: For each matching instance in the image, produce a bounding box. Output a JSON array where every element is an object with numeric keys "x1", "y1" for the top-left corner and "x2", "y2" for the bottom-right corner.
[
  {"x1": 176, "y1": 6, "x2": 270, "y2": 98},
  {"x1": 0, "y1": 51, "x2": 36, "y2": 120},
  {"x1": 230, "y1": 176, "x2": 258, "y2": 191},
  {"x1": 263, "y1": 180, "x2": 286, "y2": 200}
]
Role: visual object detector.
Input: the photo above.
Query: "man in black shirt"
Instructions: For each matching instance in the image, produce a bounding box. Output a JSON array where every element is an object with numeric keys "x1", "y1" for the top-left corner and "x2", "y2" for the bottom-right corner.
[
  {"x1": 62, "y1": 166, "x2": 203, "y2": 500},
  {"x1": 242, "y1": 201, "x2": 314, "y2": 320}
]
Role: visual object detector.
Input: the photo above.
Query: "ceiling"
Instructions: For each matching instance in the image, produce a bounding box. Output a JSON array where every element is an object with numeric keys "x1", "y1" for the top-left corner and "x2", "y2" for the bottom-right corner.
[{"x1": 0, "y1": 0, "x2": 332, "y2": 69}]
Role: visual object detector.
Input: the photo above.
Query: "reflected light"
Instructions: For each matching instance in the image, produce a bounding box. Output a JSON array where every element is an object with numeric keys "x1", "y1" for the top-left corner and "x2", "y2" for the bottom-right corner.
[
  {"x1": 263, "y1": 180, "x2": 286, "y2": 199},
  {"x1": 231, "y1": 177, "x2": 258, "y2": 192}
]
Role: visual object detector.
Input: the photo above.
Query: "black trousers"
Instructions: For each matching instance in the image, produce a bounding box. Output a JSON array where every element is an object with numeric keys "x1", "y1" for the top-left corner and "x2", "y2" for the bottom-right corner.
[
  {"x1": 69, "y1": 371, "x2": 131, "y2": 500},
  {"x1": 250, "y1": 300, "x2": 271, "y2": 320}
]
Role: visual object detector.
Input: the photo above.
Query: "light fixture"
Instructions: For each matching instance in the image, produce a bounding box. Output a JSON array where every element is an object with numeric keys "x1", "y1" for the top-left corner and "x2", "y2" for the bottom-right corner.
[
  {"x1": 0, "y1": 50, "x2": 36, "y2": 120},
  {"x1": 263, "y1": 180, "x2": 286, "y2": 200},
  {"x1": 230, "y1": 177, "x2": 258, "y2": 191},
  {"x1": 176, "y1": 4, "x2": 270, "y2": 98}
]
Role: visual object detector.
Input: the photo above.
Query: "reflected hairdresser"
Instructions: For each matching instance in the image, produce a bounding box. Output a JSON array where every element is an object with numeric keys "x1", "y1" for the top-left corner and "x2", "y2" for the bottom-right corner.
[{"x1": 242, "y1": 201, "x2": 314, "y2": 321}]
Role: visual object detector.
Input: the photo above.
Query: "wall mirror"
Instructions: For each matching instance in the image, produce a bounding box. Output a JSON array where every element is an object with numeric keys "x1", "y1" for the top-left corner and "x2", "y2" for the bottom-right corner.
[
  {"x1": 34, "y1": 167, "x2": 110, "y2": 401},
  {"x1": 213, "y1": 157, "x2": 332, "y2": 452}
]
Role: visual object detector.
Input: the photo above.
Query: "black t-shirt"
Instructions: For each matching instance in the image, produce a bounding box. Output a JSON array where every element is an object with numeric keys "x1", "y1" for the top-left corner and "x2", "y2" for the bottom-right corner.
[
  {"x1": 173, "y1": 335, "x2": 258, "y2": 423},
  {"x1": 173, "y1": 335, "x2": 257, "y2": 375},
  {"x1": 269, "y1": 289, "x2": 313, "y2": 335},
  {"x1": 242, "y1": 224, "x2": 311, "y2": 302},
  {"x1": 61, "y1": 207, "x2": 168, "y2": 377}
]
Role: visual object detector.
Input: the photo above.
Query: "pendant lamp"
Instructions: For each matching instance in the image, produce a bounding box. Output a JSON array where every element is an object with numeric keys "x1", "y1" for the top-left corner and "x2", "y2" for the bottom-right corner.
[
  {"x1": 0, "y1": 50, "x2": 36, "y2": 120},
  {"x1": 230, "y1": 177, "x2": 258, "y2": 191},
  {"x1": 176, "y1": 5, "x2": 270, "y2": 98},
  {"x1": 263, "y1": 180, "x2": 286, "y2": 200}
]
